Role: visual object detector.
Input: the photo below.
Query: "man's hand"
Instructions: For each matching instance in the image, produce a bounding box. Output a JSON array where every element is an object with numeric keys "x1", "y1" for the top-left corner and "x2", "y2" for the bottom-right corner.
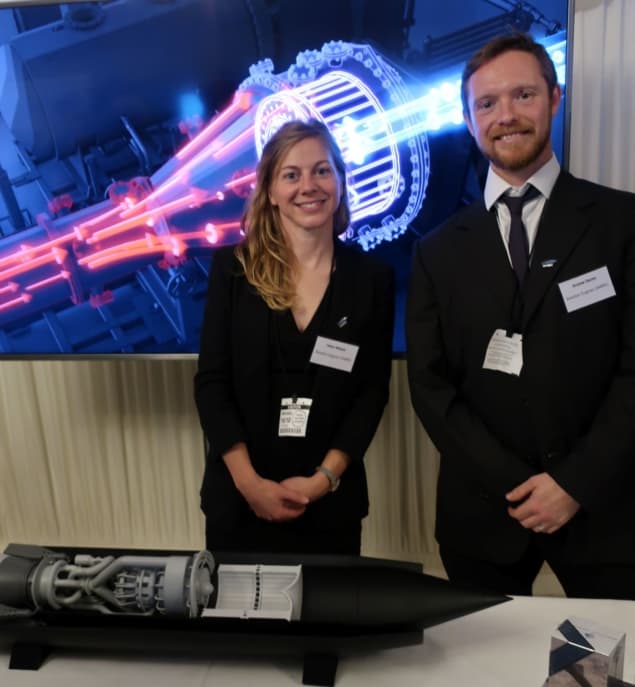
[
  {"x1": 239, "y1": 475, "x2": 309, "y2": 522},
  {"x1": 506, "y1": 472, "x2": 580, "y2": 534}
]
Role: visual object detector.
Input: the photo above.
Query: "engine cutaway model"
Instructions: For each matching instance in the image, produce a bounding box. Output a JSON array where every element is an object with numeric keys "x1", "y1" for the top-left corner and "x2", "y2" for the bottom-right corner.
[{"x1": 0, "y1": 543, "x2": 509, "y2": 684}]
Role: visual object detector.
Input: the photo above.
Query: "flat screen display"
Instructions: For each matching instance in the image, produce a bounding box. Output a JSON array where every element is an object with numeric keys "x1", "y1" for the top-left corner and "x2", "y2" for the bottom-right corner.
[{"x1": 0, "y1": 0, "x2": 570, "y2": 356}]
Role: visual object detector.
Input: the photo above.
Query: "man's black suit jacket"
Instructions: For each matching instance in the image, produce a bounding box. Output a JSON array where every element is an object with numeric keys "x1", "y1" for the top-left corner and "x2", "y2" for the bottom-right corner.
[
  {"x1": 195, "y1": 242, "x2": 394, "y2": 532},
  {"x1": 407, "y1": 171, "x2": 635, "y2": 565}
]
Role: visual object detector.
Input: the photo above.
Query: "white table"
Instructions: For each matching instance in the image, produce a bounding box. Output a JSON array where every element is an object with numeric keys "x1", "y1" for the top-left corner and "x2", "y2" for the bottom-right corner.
[{"x1": 1, "y1": 596, "x2": 634, "y2": 686}]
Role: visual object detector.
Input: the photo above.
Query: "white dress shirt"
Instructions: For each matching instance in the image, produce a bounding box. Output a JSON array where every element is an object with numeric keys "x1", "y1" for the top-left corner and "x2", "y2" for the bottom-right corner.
[{"x1": 484, "y1": 155, "x2": 561, "y2": 265}]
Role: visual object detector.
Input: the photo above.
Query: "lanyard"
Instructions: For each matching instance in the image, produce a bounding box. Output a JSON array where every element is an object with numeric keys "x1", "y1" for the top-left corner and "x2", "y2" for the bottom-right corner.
[{"x1": 507, "y1": 279, "x2": 523, "y2": 336}]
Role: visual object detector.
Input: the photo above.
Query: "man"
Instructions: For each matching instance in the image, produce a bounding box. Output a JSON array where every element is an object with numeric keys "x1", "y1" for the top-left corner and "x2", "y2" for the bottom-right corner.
[{"x1": 406, "y1": 33, "x2": 635, "y2": 598}]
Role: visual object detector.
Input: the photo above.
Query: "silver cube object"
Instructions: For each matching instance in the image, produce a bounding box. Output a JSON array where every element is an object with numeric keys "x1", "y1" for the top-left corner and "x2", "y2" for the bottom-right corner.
[{"x1": 547, "y1": 617, "x2": 625, "y2": 687}]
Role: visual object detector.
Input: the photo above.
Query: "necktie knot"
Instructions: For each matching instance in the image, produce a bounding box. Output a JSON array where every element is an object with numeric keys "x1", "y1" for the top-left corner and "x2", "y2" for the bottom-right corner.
[{"x1": 499, "y1": 184, "x2": 541, "y2": 216}]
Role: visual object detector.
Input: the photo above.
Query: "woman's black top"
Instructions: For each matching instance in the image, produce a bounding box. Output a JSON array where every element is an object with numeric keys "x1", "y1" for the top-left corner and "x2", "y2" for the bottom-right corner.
[{"x1": 267, "y1": 281, "x2": 332, "y2": 481}]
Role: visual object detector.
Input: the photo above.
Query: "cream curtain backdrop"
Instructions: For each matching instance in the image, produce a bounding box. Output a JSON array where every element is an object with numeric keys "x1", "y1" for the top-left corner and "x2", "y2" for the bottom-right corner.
[
  {"x1": 568, "y1": 0, "x2": 635, "y2": 190},
  {"x1": 1, "y1": 0, "x2": 633, "y2": 578}
]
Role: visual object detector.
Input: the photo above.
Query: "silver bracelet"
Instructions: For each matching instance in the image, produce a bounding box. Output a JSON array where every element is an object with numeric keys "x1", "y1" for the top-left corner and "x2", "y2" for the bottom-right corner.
[{"x1": 314, "y1": 465, "x2": 340, "y2": 492}]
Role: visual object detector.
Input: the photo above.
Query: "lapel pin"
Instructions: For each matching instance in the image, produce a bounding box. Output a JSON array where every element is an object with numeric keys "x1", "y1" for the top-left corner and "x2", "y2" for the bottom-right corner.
[
  {"x1": 337, "y1": 316, "x2": 348, "y2": 328},
  {"x1": 541, "y1": 259, "x2": 558, "y2": 268}
]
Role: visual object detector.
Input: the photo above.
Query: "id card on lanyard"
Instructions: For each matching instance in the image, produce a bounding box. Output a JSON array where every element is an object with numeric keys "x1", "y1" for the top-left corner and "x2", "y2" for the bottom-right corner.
[{"x1": 278, "y1": 397, "x2": 313, "y2": 437}]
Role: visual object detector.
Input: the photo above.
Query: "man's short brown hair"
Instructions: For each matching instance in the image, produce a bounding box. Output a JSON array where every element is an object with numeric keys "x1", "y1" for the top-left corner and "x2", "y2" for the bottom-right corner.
[{"x1": 461, "y1": 33, "x2": 558, "y2": 115}]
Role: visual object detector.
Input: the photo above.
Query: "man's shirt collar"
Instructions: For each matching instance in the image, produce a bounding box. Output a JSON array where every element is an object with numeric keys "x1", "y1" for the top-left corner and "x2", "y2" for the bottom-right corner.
[{"x1": 484, "y1": 155, "x2": 561, "y2": 211}]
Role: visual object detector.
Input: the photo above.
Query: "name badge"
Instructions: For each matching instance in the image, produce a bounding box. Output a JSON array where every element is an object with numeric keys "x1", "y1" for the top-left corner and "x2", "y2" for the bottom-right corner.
[
  {"x1": 482, "y1": 329, "x2": 523, "y2": 376},
  {"x1": 310, "y1": 335, "x2": 359, "y2": 372},
  {"x1": 558, "y1": 266, "x2": 616, "y2": 313},
  {"x1": 278, "y1": 397, "x2": 312, "y2": 437}
]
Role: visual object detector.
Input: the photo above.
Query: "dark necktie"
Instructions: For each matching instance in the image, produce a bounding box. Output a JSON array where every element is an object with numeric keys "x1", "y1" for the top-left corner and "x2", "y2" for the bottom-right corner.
[{"x1": 499, "y1": 185, "x2": 541, "y2": 285}]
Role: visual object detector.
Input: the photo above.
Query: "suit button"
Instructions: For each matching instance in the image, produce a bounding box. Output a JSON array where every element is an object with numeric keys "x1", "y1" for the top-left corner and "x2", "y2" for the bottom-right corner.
[{"x1": 478, "y1": 490, "x2": 490, "y2": 501}]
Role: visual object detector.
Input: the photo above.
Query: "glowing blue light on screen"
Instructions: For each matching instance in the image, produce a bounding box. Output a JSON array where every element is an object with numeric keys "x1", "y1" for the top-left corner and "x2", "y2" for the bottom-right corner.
[
  {"x1": 547, "y1": 42, "x2": 567, "y2": 86},
  {"x1": 552, "y1": 49, "x2": 565, "y2": 64},
  {"x1": 337, "y1": 116, "x2": 368, "y2": 165},
  {"x1": 414, "y1": 78, "x2": 464, "y2": 131},
  {"x1": 179, "y1": 91, "x2": 205, "y2": 119}
]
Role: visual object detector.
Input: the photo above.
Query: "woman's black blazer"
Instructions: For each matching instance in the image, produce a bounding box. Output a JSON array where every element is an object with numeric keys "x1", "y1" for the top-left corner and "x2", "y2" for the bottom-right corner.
[{"x1": 194, "y1": 242, "x2": 394, "y2": 530}]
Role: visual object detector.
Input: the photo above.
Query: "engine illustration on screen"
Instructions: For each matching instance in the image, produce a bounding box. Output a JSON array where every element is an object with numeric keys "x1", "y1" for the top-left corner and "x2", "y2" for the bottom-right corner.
[{"x1": 0, "y1": 0, "x2": 567, "y2": 355}]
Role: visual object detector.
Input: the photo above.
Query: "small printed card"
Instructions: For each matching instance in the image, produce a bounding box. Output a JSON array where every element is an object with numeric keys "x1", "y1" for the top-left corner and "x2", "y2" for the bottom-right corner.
[
  {"x1": 310, "y1": 336, "x2": 359, "y2": 372},
  {"x1": 482, "y1": 329, "x2": 523, "y2": 376},
  {"x1": 558, "y1": 266, "x2": 616, "y2": 313}
]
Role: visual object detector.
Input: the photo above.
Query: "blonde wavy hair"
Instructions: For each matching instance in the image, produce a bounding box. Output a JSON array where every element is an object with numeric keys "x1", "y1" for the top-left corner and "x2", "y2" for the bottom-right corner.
[{"x1": 235, "y1": 119, "x2": 350, "y2": 310}]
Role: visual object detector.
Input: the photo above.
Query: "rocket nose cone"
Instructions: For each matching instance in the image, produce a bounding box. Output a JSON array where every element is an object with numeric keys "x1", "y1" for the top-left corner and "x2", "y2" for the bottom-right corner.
[
  {"x1": 302, "y1": 565, "x2": 509, "y2": 627},
  {"x1": 394, "y1": 571, "x2": 511, "y2": 629}
]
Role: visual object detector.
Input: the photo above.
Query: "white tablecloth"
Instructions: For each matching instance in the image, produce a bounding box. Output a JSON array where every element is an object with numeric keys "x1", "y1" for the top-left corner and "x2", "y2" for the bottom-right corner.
[{"x1": 1, "y1": 595, "x2": 634, "y2": 686}]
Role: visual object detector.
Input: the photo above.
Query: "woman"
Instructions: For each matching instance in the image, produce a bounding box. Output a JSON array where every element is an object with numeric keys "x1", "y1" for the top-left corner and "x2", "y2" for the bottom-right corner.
[{"x1": 194, "y1": 119, "x2": 394, "y2": 555}]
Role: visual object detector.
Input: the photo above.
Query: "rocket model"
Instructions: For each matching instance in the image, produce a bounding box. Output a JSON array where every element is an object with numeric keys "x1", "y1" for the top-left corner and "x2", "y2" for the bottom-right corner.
[{"x1": 0, "y1": 543, "x2": 508, "y2": 684}]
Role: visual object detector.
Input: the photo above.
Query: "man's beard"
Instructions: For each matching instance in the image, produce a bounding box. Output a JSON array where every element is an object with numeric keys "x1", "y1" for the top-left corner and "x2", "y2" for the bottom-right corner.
[{"x1": 483, "y1": 125, "x2": 552, "y2": 172}]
